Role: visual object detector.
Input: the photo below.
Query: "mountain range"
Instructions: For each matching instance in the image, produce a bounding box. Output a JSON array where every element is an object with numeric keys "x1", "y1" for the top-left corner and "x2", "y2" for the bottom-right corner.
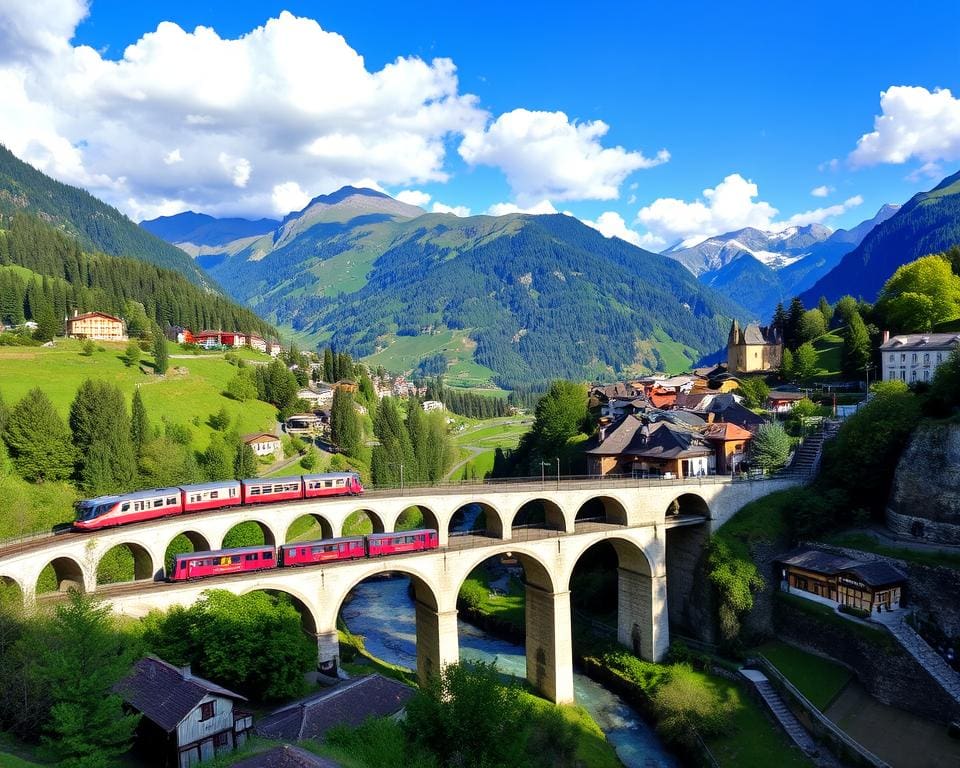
[
  {"x1": 799, "y1": 170, "x2": 960, "y2": 306},
  {"x1": 145, "y1": 188, "x2": 747, "y2": 387},
  {"x1": 663, "y1": 205, "x2": 900, "y2": 320}
]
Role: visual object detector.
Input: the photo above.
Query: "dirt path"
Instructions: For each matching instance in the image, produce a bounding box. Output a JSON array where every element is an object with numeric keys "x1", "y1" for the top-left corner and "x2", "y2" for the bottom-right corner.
[{"x1": 444, "y1": 445, "x2": 486, "y2": 481}]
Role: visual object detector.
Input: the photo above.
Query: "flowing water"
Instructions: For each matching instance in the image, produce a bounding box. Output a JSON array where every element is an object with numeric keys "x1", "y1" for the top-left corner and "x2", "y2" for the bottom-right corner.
[{"x1": 341, "y1": 576, "x2": 677, "y2": 768}]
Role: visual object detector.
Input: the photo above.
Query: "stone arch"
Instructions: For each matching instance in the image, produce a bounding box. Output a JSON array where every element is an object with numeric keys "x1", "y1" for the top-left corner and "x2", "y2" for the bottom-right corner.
[
  {"x1": 163, "y1": 530, "x2": 211, "y2": 576},
  {"x1": 0, "y1": 575, "x2": 23, "y2": 606},
  {"x1": 575, "y1": 496, "x2": 629, "y2": 526},
  {"x1": 36, "y1": 556, "x2": 85, "y2": 594},
  {"x1": 285, "y1": 513, "x2": 334, "y2": 543},
  {"x1": 237, "y1": 585, "x2": 319, "y2": 634},
  {"x1": 333, "y1": 563, "x2": 441, "y2": 616},
  {"x1": 221, "y1": 519, "x2": 277, "y2": 548},
  {"x1": 666, "y1": 493, "x2": 710, "y2": 518},
  {"x1": 395, "y1": 504, "x2": 440, "y2": 535},
  {"x1": 509, "y1": 498, "x2": 566, "y2": 533},
  {"x1": 96, "y1": 542, "x2": 155, "y2": 585},
  {"x1": 564, "y1": 534, "x2": 665, "y2": 662},
  {"x1": 454, "y1": 544, "x2": 558, "y2": 596},
  {"x1": 343, "y1": 508, "x2": 386, "y2": 535},
  {"x1": 449, "y1": 500, "x2": 506, "y2": 539}
]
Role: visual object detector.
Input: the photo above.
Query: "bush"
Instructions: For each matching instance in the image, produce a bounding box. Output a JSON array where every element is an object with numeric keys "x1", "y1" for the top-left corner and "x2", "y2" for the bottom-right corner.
[
  {"x1": 80, "y1": 339, "x2": 95, "y2": 356},
  {"x1": 299, "y1": 448, "x2": 317, "y2": 471},
  {"x1": 458, "y1": 579, "x2": 487, "y2": 612},
  {"x1": 652, "y1": 665, "x2": 734, "y2": 745},
  {"x1": 838, "y1": 604, "x2": 871, "y2": 619}
]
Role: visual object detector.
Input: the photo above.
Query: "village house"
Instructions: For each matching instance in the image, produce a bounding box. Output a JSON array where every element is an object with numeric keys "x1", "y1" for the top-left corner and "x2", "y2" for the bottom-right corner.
[
  {"x1": 767, "y1": 389, "x2": 808, "y2": 413},
  {"x1": 586, "y1": 415, "x2": 713, "y2": 479},
  {"x1": 247, "y1": 334, "x2": 267, "y2": 353},
  {"x1": 776, "y1": 546, "x2": 907, "y2": 615},
  {"x1": 727, "y1": 320, "x2": 783, "y2": 374},
  {"x1": 702, "y1": 421, "x2": 753, "y2": 474},
  {"x1": 422, "y1": 399, "x2": 445, "y2": 412},
  {"x1": 243, "y1": 432, "x2": 282, "y2": 460},
  {"x1": 285, "y1": 413, "x2": 323, "y2": 435},
  {"x1": 116, "y1": 656, "x2": 253, "y2": 768},
  {"x1": 297, "y1": 385, "x2": 333, "y2": 408},
  {"x1": 65, "y1": 310, "x2": 127, "y2": 342},
  {"x1": 880, "y1": 331, "x2": 960, "y2": 385},
  {"x1": 268, "y1": 341, "x2": 282, "y2": 356}
]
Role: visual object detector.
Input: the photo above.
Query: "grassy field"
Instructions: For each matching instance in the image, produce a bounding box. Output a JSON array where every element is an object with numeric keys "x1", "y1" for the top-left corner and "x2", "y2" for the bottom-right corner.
[
  {"x1": 451, "y1": 418, "x2": 531, "y2": 449},
  {"x1": 0, "y1": 339, "x2": 280, "y2": 540},
  {"x1": 362, "y1": 329, "x2": 499, "y2": 387},
  {"x1": 712, "y1": 488, "x2": 794, "y2": 560},
  {"x1": 754, "y1": 640, "x2": 852, "y2": 710},
  {"x1": 813, "y1": 331, "x2": 844, "y2": 378},
  {"x1": 460, "y1": 571, "x2": 525, "y2": 629}
]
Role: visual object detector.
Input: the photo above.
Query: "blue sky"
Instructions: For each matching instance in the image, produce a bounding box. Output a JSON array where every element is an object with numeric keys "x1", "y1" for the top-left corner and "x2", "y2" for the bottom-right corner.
[{"x1": 2, "y1": 0, "x2": 959, "y2": 249}]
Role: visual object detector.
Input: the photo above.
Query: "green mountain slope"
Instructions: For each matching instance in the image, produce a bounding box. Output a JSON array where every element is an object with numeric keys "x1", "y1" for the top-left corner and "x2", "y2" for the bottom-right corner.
[
  {"x1": 0, "y1": 145, "x2": 212, "y2": 287},
  {"x1": 799, "y1": 171, "x2": 960, "y2": 305},
  {"x1": 0, "y1": 213, "x2": 276, "y2": 338},
  {"x1": 195, "y1": 190, "x2": 746, "y2": 387}
]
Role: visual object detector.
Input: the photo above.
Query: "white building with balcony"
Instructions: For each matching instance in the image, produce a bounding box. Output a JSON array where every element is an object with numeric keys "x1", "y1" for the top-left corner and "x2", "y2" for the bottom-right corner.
[{"x1": 879, "y1": 332, "x2": 960, "y2": 385}]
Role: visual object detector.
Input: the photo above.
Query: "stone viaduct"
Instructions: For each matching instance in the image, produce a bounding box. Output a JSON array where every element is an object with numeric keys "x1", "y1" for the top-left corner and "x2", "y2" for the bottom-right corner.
[{"x1": 0, "y1": 476, "x2": 798, "y2": 703}]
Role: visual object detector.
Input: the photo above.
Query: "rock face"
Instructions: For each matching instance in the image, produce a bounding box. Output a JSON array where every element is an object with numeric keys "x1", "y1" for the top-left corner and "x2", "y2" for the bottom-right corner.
[{"x1": 887, "y1": 423, "x2": 960, "y2": 545}]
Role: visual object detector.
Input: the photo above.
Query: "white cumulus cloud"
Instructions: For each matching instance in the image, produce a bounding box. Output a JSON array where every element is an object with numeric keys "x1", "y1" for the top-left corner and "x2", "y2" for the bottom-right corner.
[
  {"x1": 810, "y1": 185, "x2": 832, "y2": 197},
  {"x1": 395, "y1": 189, "x2": 431, "y2": 207},
  {"x1": 432, "y1": 202, "x2": 471, "y2": 217},
  {"x1": 487, "y1": 199, "x2": 558, "y2": 216},
  {"x1": 271, "y1": 181, "x2": 311, "y2": 216},
  {"x1": 582, "y1": 211, "x2": 642, "y2": 247},
  {"x1": 460, "y1": 109, "x2": 668, "y2": 206},
  {"x1": 0, "y1": 7, "x2": 487, "y2": 218},
  {"x1": 850, "y1": 86, "x2": 960, "y2": 168},
  {"x1": 636, "y1": 174, "x2": 779, "y2": 249},
  {"x1": 781, "y1": 195, "x2": 863, "y2": 228}
]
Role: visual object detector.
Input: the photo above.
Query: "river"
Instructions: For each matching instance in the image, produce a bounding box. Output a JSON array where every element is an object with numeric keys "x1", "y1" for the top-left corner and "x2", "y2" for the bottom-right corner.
[{"x1": 340, "y1": 576, "x2": 677, "y2": 768}]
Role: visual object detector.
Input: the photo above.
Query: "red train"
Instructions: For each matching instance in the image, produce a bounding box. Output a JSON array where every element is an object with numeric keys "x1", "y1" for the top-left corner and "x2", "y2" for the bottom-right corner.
[
  {"x1": 73, "y1": 472, "x2": 364, "y2": 531},
  {"x1": 170, "y1": 529, "x2": 440, "y2": 581}
]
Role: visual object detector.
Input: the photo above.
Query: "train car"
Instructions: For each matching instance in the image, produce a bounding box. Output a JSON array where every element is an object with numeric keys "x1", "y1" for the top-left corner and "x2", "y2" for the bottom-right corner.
[
  {"x1": 366, "y1": 529, "x2": 439, "y2": 557},
  {"x1": 302, "y1": 472, "x2": 364, "y2": 498},
  {"x1": 241, "y1": 476, "x2": 304, "y2": 505},
  {"x1": 170, "y1": 545, "x2": 277, "y2": 581},
  {"x1": 74, "y1": 487, "x2": 183, "y2": 530},
  {"x1": 181, "y1": 480, "x2": 243, "y2": 513},
  {"x1": 280, "y1": 535, "x2": 366, "y2": 566}
]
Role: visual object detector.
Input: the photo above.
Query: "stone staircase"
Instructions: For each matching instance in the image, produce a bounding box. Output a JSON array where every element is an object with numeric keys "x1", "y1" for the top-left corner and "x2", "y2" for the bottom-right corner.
[
  {"x1": 883, "y1": 614, "x2": 960, "y2": 704},
  {"x1": 790, "y1": 421, "x2": 840, "y2": 475},
  {"x1": 740, "y1": 669, "x2": 818, "y2": 756}
]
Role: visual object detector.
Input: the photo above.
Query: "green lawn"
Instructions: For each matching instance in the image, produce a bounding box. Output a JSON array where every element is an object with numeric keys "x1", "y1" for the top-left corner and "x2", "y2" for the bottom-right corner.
[
  {"x1": 705, "y1": 674, "x2": 813, "y2": 768},
  {"x1": 813, "y1": 331, "x2": 844, "y2": 378},
  {"x1": 0, "y1": 754, "x2": 43, "y2": 768},
  {"x1": 713, "y1": 488, "x2": 794, "y2": 559},
  {"x1": 361, "y1": 329, "x2": 499, "y2": 387},
  {"x1": 754, "y1": 640, "x2": 852, "y2": 710},
  {"x1": 650, "y1": 338, "x2": 699, "y2": 374},
  {"x1": 460, "y1": 572, "x2": 525, "y2": 630},
  {"x1": 823, "y1": 531, "x2": 960, "y2": 570},
  {"x1": 450, "y1": 450, "x2": 496, "y2": 481}
]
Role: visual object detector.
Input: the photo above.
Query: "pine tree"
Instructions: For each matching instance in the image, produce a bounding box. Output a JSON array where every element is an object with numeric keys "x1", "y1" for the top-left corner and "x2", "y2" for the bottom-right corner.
[
  {"x1": 201, "y1": 435, "x2": 234, "y2": 481},
  {"x1": 841, "y1": 310, "x2": 872, "y2": 379},
  {"x1": 406, "y1": 397, "x2": 430, "y2": 482},
  {"x1": 784, "y1": 298, "x2": 806, "y2": 350},
  {"x1": 33, "y1": 297, "x2": 59, "y2": 342},
  {"x1": 33, "y1": 591, "x2": 140, "y2": 765},
  {"x1": 123, "y1": 339, "x2": 141, "y2": 368},
  {"x1": 70, "y1": 380, "x2": 137, "y2": 494},
  {"x1": 750, "y1": 423, "x2": 791, "y2": 472},
  {"x1": 793, "y1": 342, "x2": 818, "y2": 386},
  {"x1": 323, "y1": 347, "x2": 334, "y2": 383},
  {"x1": 817, "y1": 296, "x2": 833, "y2": 327},
  {"x1": 234, "y1": 440, "x2": 258, "y2": 480},
  {"x1": 130, "y1": 389, "x2": 150, "y2": 457},
  {"x1": 152, "y1": 325, "x2": 169, "y2": 375},
  {"x1": 3, "y1": 388, "x2": 75, "y2": 482},
  {"x1": 371, "y1": 397, "x2": 413, "y2": 487},
  {"x1": 330, "y1": 389, "x2": 361, "y2": 458}
]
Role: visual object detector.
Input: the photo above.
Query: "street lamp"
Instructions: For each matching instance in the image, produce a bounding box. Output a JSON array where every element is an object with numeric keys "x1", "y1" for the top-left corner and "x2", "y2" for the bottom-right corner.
[
  {"x1": 540, "y1": 460, "x2": 550, "y2": 486},
  {"x1": 864, "y1": 362, "x2": 874, "y2": 393},
  {"x1": 556, "y1": 457, "x2": 561, "y2": 489}
]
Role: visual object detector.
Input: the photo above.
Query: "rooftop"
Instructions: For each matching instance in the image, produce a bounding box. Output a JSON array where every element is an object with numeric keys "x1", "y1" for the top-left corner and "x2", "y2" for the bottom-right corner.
[
  {"x1": 115, "y1": 656, "x2": 246, "y2": 733},
  {"x1": 880, "y1": 333, "x2": 960, "y2": 350}
]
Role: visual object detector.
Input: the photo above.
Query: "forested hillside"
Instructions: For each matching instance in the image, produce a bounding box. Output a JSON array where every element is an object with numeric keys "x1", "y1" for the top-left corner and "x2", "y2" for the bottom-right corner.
[
  {"x1": 0, "y1": 213, "x2": 276, "y2": 338},
  {"x1": 800, "y1": 170, "x2": 960, "y2": 305},
  {"x1": 190, "y1": 192, "x2": 746, "y2": 387},
  {"x1": 0, "y1": 145, "x2": 213, "y2": 287}
]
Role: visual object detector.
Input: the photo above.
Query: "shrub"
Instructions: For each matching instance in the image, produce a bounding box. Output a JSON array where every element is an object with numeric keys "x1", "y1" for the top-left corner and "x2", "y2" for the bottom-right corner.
[
  {"x1": 838, "y1": 604, "x2": 870, "y2": 619},
  {"x1": 651, "y1": 665, "x2": 734, "y2": 745},
  {"x1": 458, "y1": 579, "x2": 487, "y2": 612},
  {"x1": 80, "y1": 339, "x2": 95, "y2": 356},
  {"x1": 299, "y1": 449, "x2": 317, "y2": 471}
]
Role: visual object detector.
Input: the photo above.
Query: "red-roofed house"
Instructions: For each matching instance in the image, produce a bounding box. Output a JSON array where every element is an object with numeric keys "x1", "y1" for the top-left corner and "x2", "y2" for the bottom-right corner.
[{"x1": 702, "y1": 421, "x2": 753, "y2": 474}]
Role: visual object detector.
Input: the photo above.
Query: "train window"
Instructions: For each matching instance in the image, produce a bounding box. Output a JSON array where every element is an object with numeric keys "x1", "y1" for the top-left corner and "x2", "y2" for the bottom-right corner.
[
  {"x1": 179, "y1": 560, "x2": 187, "y2": 569},
  {"x1": 311, "y1": 547, "x2": 322, "y2": 555},
  {"x1": 229, "y1": 487, "x2": 238, "y2": 497},
  {"x1": 121, "y1": 503, "x2": 130, "y2": 512},
  {"x1": 166, "y1": 497, "x2": 178, "y2": 505},
  {"x1": 245, "y1": 554, "x2": 258, "y2": 561},
  {"x1": 134, "y1": 502, "x2": 143, "y2": 512},
  {"x1": 263, "y1": 551, "x2": 274, "y2": 560},
  {"x1": 249, "y1": 487, "x2": 260, "y2": 496},
  {"x1": 325, "y1": 480, "x2": 333, "y2": 488},
  {"x1": 210, "y1": 491, "x2": 219, "y2": 500},
  {"x1": 231, "y1": 556, "x2": 241, "y2": 564},
  {"x1": 300, "y1": 548, "x2": 307, "y2": 556},
  {"x1": 154, "y1": 499, "x2": 164, "y2": 509},
  {"x1": 336, "y1": 479, "x2": 344, "y2": 487}
]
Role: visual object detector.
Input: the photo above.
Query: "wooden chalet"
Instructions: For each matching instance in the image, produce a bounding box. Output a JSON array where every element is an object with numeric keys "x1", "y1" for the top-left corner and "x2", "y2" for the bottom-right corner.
[
  {"x1": 777, "y1": 547, "x2": 907, "y2": 615},
  {"x1": 586, "y1": 416, "x2": 712, "y2": 479},
  {"x1": 65, "y1": 310, "x2": 127, "y2": 342},
  {"x1": 116, "y1": 656, "x2": 253, "y2": 768},
  {"x1": 702, "y1": 421, "x2": 752, "y2": 474},
  {"x1": 243, "y1": 432, "x2": 282, "y2": 459}
]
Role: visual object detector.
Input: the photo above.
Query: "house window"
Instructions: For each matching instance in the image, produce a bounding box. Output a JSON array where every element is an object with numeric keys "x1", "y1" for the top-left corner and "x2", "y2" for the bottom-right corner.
[
  {"x1": 924, "y1": 369, "x2": 930, "y2": 381},
  {"x1": 901, "y1": 353, "x2": 906, "y2": 363},
  {"x1": 912, "y1": 353, "x2": 917, "y2": 363},
  {"x1": 911, "y1": 369, "x2": 917, "y2": 381},
  {"x1": 200, "y1": 701, "x2": 215, "y2": 721},
  {"x1": 937, "y1": 353, "x2": 943, "y2": 363},
  {"x1": 888, "y1": 353, "x2": 894, "y2": 363},
  {"x1": 924, "y1": 353, "x2": 929, "y2": 364},
  {"x1": 214, "y1": 732, "x2": 229, "y2": 748}
]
